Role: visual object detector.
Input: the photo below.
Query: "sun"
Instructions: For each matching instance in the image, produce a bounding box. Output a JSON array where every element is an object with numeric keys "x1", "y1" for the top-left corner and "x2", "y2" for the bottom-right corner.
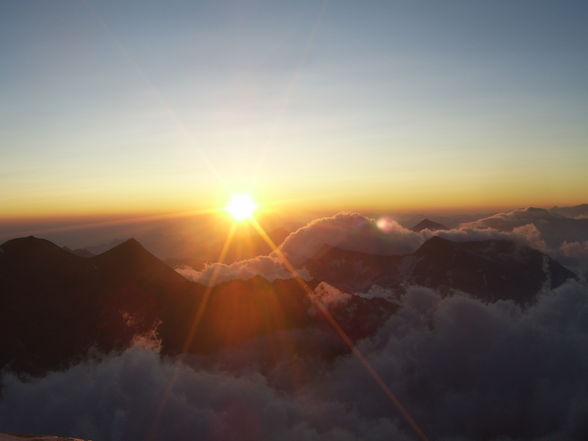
[{"x1": 226, "y1": 194, "x2": 257, "y2": 221}]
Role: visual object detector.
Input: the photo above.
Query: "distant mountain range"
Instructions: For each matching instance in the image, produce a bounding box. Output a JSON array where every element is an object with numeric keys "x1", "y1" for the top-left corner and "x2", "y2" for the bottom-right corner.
[
  {"x1": 0, "y1": 236, "x2": 392, "y2": 376},
  {"x1": 305, "y1": 236, "x2": 574, "y2": 302},
  {"x1": 0, "y1": 233, "x2": 576, "y2": 377},
  {"x1": 410, "y1": 218, "x2": 448, "y2": 232},
  {"x1": 461, "y1": 207, "x2": 588, "y2": 249}
]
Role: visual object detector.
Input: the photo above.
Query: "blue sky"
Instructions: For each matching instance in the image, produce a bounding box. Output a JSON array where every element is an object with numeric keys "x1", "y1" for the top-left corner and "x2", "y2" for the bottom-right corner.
[{"x1": 1, "y1": 0, "x2": 587, "y2": 216}]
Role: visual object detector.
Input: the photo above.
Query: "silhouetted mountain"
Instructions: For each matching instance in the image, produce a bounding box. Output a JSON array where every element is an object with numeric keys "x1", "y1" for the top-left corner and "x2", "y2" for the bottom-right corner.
[
  {"x1": 0, "y1": 234, "x2": 576, "y2": 378},
  {"x1": 92, "y1": 238, "x2": 188, "y2": 287},
  {"x1": 62, "y1": 246, "x2": 96, "y2": 258},
  {"x1": 0, "y1": 236, "x2": 395, "y2": 377},
  {"x1": 411, "y1": 218, "x2": 448, "y2": 232},
  {"x1": 2, "y1": 236, "x2": 91, "y2": 276},
  {"x1": 0, "y1": 237, "x2": 201, "y2": 375},
  {"x1": 305, "y1": 245, "x2": 403, "y2": 292},
  {"x1": 0, "y1": 237, "x2": 105, "y2": 375},
  {"x1": 408, "y1": 237, "x2": 574, "y2": 303},
  {"x1": 305, "y1": 237, "x2": 575, "y2": 303}
]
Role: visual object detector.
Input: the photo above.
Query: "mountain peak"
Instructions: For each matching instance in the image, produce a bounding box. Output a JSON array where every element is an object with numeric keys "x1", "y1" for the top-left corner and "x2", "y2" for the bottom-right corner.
[
  {"x1": 1, "y1": 236, "x2": 82, "y2": 264},
  {"x1": 117, "y1": 237, "x2": 143, "y2": 251},
  {"x1": 2, "y1": 235, "x2": 61, "y2": 252},
  {"x1": 525, "y1": 207, "x2": 549, "y2": 213},
  {"x1": 91, "y1": 237, "x2": 188, "y2": 287},
  {"x1": 411, "y1": 218, "x2": 448, "y2": 232},
  {"x1": 118, "y1": 237, "x2": 142, "y2": 248},
  {"x1": 92, "y1": 238, "x2": 147, "y2": 259}
]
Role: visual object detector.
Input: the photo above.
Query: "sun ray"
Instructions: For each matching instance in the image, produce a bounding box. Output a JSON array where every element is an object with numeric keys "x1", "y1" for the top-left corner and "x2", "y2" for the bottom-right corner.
[
  {"x1": 146, "y1": 222, "x2": 237, "y2": 440},
  {"x1": 180, "y1": 222, "x2": 238, "y2": 353},
  {"x1": 249, "y1": 217, "x2": 430, "y2": 441},
  {"x1": 8, "y1": 206, "x2": 224, "y2": 239},
  {"x1": 148, "y1": 201, "x2": 429, "y2": 441}
]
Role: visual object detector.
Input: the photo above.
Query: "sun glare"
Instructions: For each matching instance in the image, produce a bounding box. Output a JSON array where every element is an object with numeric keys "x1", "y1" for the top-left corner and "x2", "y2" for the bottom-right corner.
[{"x1": 226, "y1": 194, "x2": 257, "y2": 221}]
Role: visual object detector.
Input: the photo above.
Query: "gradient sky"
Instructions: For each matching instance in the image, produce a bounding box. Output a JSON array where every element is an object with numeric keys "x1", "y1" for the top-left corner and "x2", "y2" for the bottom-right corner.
[{"x1": 1, "y1": 0, "x2": 587, "y2": 218}]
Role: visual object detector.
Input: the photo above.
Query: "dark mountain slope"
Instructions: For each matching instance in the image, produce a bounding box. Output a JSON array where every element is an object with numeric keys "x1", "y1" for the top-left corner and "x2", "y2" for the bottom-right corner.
[
  {"x1": 0, "y1": 237, "x2": 198, "y2": 375},
  {"x1": 407, "y1": 237, "x2": 574, "y2": 304},
  {"x1": 92, "y1": 238, "x2": 189, "y2": 288},
  {"x1": 305, "y1": 237, "x2": 575, "y2": 304},
  {"x1": 0, "y1": 237, "x2": 397, "y2": 377},
  {"x1": 0, "y1": 237, "x2": 103, "y2": 374},
  {"x1": 305, "y1": 245, "x2": 402, "y2": 292}
]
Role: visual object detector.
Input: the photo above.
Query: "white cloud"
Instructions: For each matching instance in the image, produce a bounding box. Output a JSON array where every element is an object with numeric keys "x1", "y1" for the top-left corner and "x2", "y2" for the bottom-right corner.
[
  {"x1": 176, "y1": 255, "x2": 310, "y2": 286},
  {"x1": 459, "y1": 207, "x2": 560, "y2": 230},
  {"x1": 460, "y1": 207, "x2": 588, "y2": 251},
  {"x1": 279, "y1": 212, "x2": 424, "y2": 266}
]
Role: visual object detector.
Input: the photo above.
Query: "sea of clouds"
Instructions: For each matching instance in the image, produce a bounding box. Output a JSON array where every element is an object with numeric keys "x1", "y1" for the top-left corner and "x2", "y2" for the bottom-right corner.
[{"x1": 1, "y1": 280, "x2": 587, "y2": 441}]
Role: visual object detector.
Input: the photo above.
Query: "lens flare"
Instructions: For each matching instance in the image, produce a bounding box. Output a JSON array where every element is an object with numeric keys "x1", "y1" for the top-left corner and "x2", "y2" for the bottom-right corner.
[{"x1": 226, "y1": 194, "x2": 257, "y2": 221}]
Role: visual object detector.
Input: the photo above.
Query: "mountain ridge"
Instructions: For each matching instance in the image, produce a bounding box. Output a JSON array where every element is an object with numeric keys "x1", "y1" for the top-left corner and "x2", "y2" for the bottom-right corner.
[
  {"x1": 0, "y1": 234, "x2": 577, "y2": 378},
  {"x1": 411, "y1": 218, "x2": 448, "y2": 232},
  {"x1": 304, "y1": 236, "x2": 576, "y2": 303}
]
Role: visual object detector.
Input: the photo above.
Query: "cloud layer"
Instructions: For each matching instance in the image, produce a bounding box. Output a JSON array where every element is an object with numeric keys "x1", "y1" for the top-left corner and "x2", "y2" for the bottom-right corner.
[
  {"x1": 2, "y1": 281, "x2": 587, "y2": 441},
  {"x1": 461, "y1": 207, "x2": 588, "y2": 251}
]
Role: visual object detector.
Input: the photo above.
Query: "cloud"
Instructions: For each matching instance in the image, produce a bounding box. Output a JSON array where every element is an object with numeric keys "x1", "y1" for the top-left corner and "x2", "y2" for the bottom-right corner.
[
  {"x1": 312, "y1": 282, "x2": 352, "y2": 309},
  {"x1": 558, "y1": 241, "x2": 588, "y2": 282},
  {"x1": 0, "y1": 346, "x2": 410, "y2": 441},
  {"x1": 511, "y1": 223, "x2": 548, "y2": 251},
  {"x1": 560, "y1": 240, "x2": 588, "y2": 258},
  {"x1": 416, "y1": 222, "x2": 549, "y2": 256},
  {"x1": 460, "y1": 207, "x2": 588, "y2": 251},
  {"x1": 177, "y1": 213, "x2": 425, "y2": 286},
  {"x1": 2, "y1": 281, "x2": 588, "y2": 441},
  {"x1": 323, "y1": 281, "x2": 588, "y2": 441},
  {"x1": 425, "y1": 225, "x2": 530, "y2": 243},
  {"x1": 176, "y1": 255, "x2": 310, "y2": 286},
  {"x1": 279, "y1": 213, "x2": 424, "y2": 266},
  {"x1": 460, "y1": 207, "x2": 561, "y2": 230},
  {"x1": 355, "y1": 284, "x2": 399, "y2": 302},
  {"x1": 455, "y1": 208, "x2": 588, "y2": 283},
  {"x1": 175, "y1": 212, "x2": 571, "y2": 286}
]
